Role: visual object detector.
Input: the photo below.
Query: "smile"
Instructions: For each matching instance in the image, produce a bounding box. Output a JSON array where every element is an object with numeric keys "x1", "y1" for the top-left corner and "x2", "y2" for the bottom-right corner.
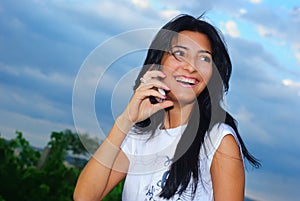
[{"x1": 175, "y1": 76, "x2": 199, "y2": 87}]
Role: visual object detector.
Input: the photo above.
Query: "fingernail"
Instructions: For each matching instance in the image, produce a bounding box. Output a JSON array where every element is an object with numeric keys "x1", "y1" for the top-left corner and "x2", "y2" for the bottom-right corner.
[{"x1": 158, "y1": 88, "x2": 166, "y2": 96}]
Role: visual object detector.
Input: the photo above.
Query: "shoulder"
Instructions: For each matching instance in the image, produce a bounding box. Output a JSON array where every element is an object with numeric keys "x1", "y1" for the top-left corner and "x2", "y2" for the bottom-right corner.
[
  {"x1": 211, "y1": 123, "x2": 242, "y2": 162},
  {"x1": 201, "y1": 123, "x2": 242, "y2": 162},
  {"x1": 212, "y1": 123, "x2": 241, "y2": 156},
  {"x1": 209, "y1": 123, "x2": 237, "y2": 140},
  {"x1": 210, "y1": 132, "x2": 245, "y2": 201},
  {"x1": 214, "y1": 134, "x2": 242, "y2": 162},
  {"x1": 205, "y1": 123, "x2": 239, "y2": 149}
]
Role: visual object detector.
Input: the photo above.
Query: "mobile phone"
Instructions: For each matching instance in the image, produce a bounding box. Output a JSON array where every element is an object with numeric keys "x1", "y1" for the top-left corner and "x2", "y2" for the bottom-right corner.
[{"x1": 149, "y1": 64, "x2": 166, "y2": 104}]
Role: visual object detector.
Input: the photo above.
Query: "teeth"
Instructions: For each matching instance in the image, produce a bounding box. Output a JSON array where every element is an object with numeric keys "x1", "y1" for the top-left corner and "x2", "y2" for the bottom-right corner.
[{"x1": 175, "y1": 76, "x2": 197, "y2": 85}]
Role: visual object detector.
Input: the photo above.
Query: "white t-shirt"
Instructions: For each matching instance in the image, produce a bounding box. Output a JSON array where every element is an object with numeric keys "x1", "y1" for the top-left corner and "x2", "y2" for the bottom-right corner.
[{"x1": 121, "y1": 123, "x2": 242, "y2": 201}]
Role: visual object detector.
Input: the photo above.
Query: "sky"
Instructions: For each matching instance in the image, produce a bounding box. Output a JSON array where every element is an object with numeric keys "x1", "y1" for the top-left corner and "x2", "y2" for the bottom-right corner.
[{"x1": 0, "y1": 0, "x2": 299, "y2": 200}]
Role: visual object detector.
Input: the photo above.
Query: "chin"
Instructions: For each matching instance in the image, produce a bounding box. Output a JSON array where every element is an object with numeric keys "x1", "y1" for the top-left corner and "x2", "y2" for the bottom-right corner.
[{"x1": 170, "y1": 94, "x2": 198, "y2": 106}]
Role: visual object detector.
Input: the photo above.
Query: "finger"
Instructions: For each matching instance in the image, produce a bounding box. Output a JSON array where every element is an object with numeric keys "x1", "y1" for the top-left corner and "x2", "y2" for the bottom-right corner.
[
  {"x1": 138, "y1": 79, "x2": 170, "y2": 91},
  {"x1": 148, "y1": 64, "x2": 159, "y2": 71},
  {"x1": 151, "y1": 100, "x2": 174, "y2": 113},
  {"x1": 142, "y1": 70, "x2": 166, "y2": 81},
  {"x1": 150, "y1": 89, "x2": 167, "y2": 101},
  {"x1": 135, "y1": 87, "x2": 167, "y2": 104},
  {"x1": 135, "y1": 89, "x2": 167, "y2": 102}
]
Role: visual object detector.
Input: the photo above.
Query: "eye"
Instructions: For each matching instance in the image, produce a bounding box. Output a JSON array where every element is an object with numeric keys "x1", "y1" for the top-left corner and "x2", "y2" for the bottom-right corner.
[
  {"x1": 171, "y1": 49, "x2": 186, "y2": 61},
  {"x1": 173, "y1": 50, "x2": 184, "y2": 56},
  {"x1": 199, "y1": 55, "x2": 211, "y2": 63}
]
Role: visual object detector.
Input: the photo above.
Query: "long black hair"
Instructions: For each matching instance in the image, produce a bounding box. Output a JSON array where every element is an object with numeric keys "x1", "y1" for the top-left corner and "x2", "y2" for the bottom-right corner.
[{"x1": 133, "y1": 14, "x2": 260, "y2": 198}]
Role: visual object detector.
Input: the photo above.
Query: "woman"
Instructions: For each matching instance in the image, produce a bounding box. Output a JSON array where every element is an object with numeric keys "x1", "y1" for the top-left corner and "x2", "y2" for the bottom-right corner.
[{"x1": 74, "y1": 14, "x2": 260, "y2": 201}]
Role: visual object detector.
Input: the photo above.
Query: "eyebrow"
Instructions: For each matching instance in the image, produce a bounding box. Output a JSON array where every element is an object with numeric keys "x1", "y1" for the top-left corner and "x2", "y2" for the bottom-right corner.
[{"x1": 172, "y1": 45, "x2": 212, "y2": 55}]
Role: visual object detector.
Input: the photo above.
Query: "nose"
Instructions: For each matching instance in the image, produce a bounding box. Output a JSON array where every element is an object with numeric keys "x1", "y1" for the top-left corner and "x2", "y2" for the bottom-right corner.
[{"x1": 182, "y1": 58, "x2": 196, "y2": 72}]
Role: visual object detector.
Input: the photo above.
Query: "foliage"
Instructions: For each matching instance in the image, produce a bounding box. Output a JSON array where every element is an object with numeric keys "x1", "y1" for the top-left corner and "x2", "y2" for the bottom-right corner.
[
  {"x1": 103, "y1": 180, "x2": 124, "y2": 201},
  {"x1": 0, "y1": 130, "x2": 123, "y2": 201},
  {"x1": 0, "y1": 131, "x2": 41, "y2": 201}
]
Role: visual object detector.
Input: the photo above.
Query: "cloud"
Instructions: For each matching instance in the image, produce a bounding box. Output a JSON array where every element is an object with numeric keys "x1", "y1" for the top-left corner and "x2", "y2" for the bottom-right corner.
[
  {"x1": 256, "y1": 25, "x2": 279, "y2": 38},
  {"x1": 291, "y1": 43, "x2": 300, "y2": 64},
  {"x1": 0, "y1": 64, "x2": 73, "y2": 88},
  {"x1": 0, "y1": 109, "x2": 74, "y2": 147},
  {"x1": 282, "y1": 79, "x2": 300, "y2": 96},
  {"x1": 240, "y1": 4, "x2": 300, "y2": 71},
  {"x1": 0, "y1": 82, "x2": 72, "y2": 124},
  {"x1": 233, "y1": 106, "x2": 271, "y2": 144},
  {"x1": 0, "y1": 0, "x2": 161, "y2": 146},
  {"x1": 159, "y1": 10, "x2": 181, "y2": 19},
  {"x1": 131, "y1": 0, "x2": 150, "y2": 9},
  {"x1": 296, "y1": 52, "x2": 300, "y2": 64},
  {"x1": 282, "y1": 79, "x2": 300, "y2": 87},
  {"x1": 224, "y1": 20, "x2": 240, "y2": 37},
  {"x1": 0, "y1": 62, "x2": 74, "y2": 105},
  {"x1": 239, "y1": 8, "x2": 248, "y2": 15},
  {"x1": 223, "y1": 34, "x2": 300, "y2": 148},
  {"x1": 249, "y1": 0, "x2": 262, "y2": 4},
  {"x1": 246, "y1": 170, "x2": 300, "y2": 201}
]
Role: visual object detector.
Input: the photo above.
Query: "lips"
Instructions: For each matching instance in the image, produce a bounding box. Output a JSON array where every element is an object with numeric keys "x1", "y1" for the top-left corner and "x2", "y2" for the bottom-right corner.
[{"x1": 175, "y1": 75, "x2": 199, "y2": 86}]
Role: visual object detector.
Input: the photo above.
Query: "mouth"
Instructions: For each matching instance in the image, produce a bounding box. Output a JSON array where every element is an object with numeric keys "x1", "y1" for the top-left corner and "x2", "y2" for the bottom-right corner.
[{"x1": 175, "y1": 76, "x2": 199, "y2": 86}]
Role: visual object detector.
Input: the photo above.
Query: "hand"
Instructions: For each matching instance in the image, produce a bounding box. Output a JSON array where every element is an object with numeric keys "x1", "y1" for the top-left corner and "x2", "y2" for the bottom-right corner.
[{"x1": 121, "y1": 69, "x2": 173, "y2": 125}]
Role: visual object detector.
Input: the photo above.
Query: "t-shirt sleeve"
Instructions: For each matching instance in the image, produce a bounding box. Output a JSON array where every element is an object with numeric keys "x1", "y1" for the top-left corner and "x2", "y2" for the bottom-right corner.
[
  {"x1": 120, "y1": 127, "x2": 141, "y2": 161},
  {"x1": 120, "y1": 130, "x2": 133, "y2": 157},
  {"x1": 203, "y1": 123, "x2": 243, "y2": 168}
]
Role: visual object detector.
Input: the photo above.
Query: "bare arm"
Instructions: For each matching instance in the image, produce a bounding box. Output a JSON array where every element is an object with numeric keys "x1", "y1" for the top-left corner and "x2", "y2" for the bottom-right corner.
[
  {"x1": 73, "y1": 116, "x2": 132, "y2": 201},
  {"x1": 211, "y1": 134, "x2": 245, "y2": 201},
  {"x1": 73, "y1": 70, "x2": 173, "y2": 201}
]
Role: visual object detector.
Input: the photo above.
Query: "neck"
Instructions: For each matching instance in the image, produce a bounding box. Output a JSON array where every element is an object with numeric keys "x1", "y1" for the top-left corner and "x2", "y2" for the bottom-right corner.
[{"x1": 163, "y1": 101, "x2": 195, "y2": 129}]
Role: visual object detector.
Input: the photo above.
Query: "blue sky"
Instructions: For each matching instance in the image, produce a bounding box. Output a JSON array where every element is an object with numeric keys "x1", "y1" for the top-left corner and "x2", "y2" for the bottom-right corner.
[{"x1": 0, "y1": 0, "x2": 300, "y2": 200}]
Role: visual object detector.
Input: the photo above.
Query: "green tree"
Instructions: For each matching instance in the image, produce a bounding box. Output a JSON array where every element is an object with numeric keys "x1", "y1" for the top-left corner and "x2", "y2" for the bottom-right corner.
[
  {"x1": 0, "y1": 131, "x2": 40, "y2": 200},
  {"x1": 38, "y1": 130, "x2": 81, "y2": 201},
  {"x1": 103, "y1": 180, "x2": 124, "y2": 201},
  {"x1": 0, "y1": 130, "x2": 123, "y2": 201},
  {"x1": 0, "y1": 130, "x2": 87, "y2": 201}
]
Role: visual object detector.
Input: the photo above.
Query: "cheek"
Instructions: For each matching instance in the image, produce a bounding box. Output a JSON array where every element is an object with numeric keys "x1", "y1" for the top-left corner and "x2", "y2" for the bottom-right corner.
[
  {"x1": 161, "y1": 62, "x2": 180, "y2": 80},
  {"x1": 161, "y1": 67, "x2": 175, "y2": 85},
  {"x1": 198, "y1": 66, "x2": 213, "y2": 83},
  {"x1": 161, "y1": 54, "x2": 181, "y2": 71}
]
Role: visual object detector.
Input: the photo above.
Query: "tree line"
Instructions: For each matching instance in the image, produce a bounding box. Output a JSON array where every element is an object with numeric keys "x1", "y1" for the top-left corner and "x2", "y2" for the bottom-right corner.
[{"x1": 0, "y1": 130, "x2": 123, "y2": 201}]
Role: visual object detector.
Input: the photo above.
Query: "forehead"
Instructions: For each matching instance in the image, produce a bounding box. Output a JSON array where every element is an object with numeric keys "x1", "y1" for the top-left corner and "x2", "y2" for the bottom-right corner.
[{"x1": 172, "y1": 30, "x2": 211, "y2": 52}]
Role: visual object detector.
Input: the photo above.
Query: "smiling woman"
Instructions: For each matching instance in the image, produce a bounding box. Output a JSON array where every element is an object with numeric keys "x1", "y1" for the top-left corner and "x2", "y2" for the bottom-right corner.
[
  {"x1": 160, "y1": 31, "x2": 213, "y2": 108},
  {"x1": 73, "y1": 14, "x2": 260, "y2": 201}
]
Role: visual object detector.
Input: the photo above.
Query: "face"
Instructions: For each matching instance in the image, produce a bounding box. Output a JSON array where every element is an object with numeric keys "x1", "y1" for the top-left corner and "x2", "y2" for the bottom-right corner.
[{"x1": 161, "y1": 30, "x2": 213, "y2": 105}]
